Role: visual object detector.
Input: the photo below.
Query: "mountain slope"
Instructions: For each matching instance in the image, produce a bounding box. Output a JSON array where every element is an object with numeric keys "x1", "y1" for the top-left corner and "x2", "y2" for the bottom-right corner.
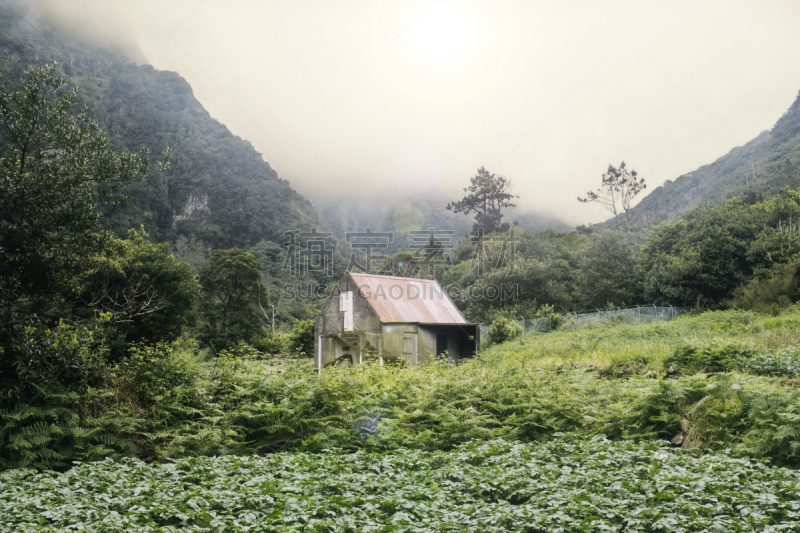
[
  {"x1": 618, "y1": 90, "x2": 800, "y2": 227},
  {"x1": 0, "y1": 2, "x2": 319, "y2": 251}
]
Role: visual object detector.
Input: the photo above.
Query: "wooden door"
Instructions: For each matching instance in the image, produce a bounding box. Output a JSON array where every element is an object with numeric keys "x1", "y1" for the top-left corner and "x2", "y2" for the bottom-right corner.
[{"x1": 403, "y1": 332, "x2": 418, "y2": 366}]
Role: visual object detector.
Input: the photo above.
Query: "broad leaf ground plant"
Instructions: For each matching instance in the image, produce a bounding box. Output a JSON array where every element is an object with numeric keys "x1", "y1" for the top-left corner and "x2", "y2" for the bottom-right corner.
[{"x1": 3, "y1": 437, "x2": 800, "y2": 532}]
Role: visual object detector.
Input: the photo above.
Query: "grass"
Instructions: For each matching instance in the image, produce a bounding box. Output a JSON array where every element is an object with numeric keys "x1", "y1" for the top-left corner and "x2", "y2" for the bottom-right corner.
[{"x1": 487, "y1": 308, "x2": 800, "y2": 371}]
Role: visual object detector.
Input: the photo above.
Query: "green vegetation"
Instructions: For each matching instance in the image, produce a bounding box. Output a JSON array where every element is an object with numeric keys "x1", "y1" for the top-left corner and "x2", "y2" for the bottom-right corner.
[
  {"x1": 4, "y1": 437, "x2": 800, "y2": 532},
  {"x1": 5, "y1": 63, "x2": 800, "y2": 485},
  {"x1": 197, "y1": 248, "x2": 268, "y2": 352},
  {"x1": 5, "y1": 2, "x2": 800, "y2": 529},
  {"x1": 579, "y1": 160, "x2": 647, "y2": 223},
  {"x1": 0, "y1": 5, "x2": 317, "y2": 252},
  {"x1": 0, "y1": 1, "x2": 329, "y2": 328},
  {"x1": 441, "y1": 187, "x2": 800, "y2": 320},
  {"x1": 0, "y1": 63, "x2": 151, "y2": 393},
  {"x1": 6, "y1": 306, "x2": 800, "y2": 472},
  {"x1": 288, "y1": 319, "x2": 315, "y2": 355},
  {"x1": 446, "y1": 166, "x2": 518, "y2": 234},
  {"x1": 75, "y1": 229, "x2": 199, "y2": 359}
]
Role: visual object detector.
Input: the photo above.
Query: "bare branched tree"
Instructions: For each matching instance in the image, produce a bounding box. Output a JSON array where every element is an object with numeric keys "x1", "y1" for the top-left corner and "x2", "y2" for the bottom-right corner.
[
  {"x1": 85, "y1": 274, "x2": 167, "y2": 324},
  {"x1": 578, "y1": 161, "x2": 646, "y2": 223},
  {"x1": 752, "y1": 218, "x2": 800, "y2": 264}
]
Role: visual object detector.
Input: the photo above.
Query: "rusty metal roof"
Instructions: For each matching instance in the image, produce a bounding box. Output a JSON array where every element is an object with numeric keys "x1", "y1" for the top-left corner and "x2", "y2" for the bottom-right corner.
[{"x1": 348, "y1": 273, "x2": 467, "y2": 324}]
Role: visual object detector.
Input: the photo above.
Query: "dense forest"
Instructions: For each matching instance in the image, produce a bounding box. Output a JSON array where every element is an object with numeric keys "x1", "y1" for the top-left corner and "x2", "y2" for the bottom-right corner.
[{"x1": 0, "y1": 2, "x2": 333, "y2": 327}]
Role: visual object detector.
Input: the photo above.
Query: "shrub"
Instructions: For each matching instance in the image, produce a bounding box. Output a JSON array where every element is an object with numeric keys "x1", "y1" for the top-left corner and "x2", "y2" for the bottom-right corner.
[
  {"x1": 739, "y1": 347, "x2": 800, "y2": 378},
  {"x1": 76, "y1": 230, "x2": 198, "y2": 360},
  {"x1": 0, "y1": 393, "x2": 135, "y2": 471},
  {"x1": 9, "y1": 318, "x2": 109, "y2": 400},
  {"x1": 0, "y1": 318, "x2": 136, "y2": 471},
  {"x1": 250, "y1": 332, "x2": 287, "y2": 355},
  {"x1": 114, "y1": 343, "x2": 198, "y2": 405},
  {"x1": 288, "y1": 319, "x2": 315, "y2": 355},
  {"x1": 485, "y1": 316, "x2": 523, "y2": 346},
  {"x1": 197, "y1": 249, "x2": 266, "y2": 351},
  {"x1": 664, "y1": 341, "x2": 756, "y2": 373},
  {"x1": 729, "y1": 263, "x2": 799, "y2": 315}
]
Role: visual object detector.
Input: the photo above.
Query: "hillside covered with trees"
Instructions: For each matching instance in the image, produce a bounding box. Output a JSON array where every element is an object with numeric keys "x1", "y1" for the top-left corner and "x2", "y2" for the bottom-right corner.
[{"x1": 0, "y1": 1, "x2": 319, "y2": 253}]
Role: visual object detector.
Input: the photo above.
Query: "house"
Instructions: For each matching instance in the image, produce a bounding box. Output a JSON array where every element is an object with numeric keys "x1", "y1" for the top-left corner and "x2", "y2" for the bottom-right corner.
[{"x1": 314, "y1": 273, "x2": 480, "y2": 369}]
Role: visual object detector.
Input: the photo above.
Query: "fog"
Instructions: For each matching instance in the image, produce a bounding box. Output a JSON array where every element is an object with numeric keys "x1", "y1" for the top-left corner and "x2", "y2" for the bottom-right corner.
[{"x1": 25, "y1": 0, "x2": 800, "y2": 226}]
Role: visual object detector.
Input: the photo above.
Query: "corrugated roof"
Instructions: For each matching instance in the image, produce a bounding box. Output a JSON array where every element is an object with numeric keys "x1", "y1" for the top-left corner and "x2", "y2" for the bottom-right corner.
[{"x1": 348, "y1": 273, "x2": 467, "y2": 324}]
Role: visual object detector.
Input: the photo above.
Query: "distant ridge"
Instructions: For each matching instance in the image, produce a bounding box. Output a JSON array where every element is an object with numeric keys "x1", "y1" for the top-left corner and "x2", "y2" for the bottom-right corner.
[{"x1": 608, "y1": 89, "x2": 800, "y2": 228}]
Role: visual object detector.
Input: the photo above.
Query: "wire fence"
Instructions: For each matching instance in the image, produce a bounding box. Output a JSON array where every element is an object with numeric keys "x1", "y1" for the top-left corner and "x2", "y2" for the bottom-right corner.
[{"x1": 479, "y1": 306, "x2": 685, "y2": 342}]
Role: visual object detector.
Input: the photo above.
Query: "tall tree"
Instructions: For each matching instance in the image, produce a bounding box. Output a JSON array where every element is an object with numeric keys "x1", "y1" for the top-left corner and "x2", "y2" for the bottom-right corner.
[
  {"x1": 447, "y1": 167, "x2": 518, "y2": 234},
  {"x1": 197, "y1": 248, "x2": 267, "y2": 351},
  {"x1": 0, "y1": 64, "x2": 151, "y2": 316},
  {"x1": 578, "y1": 161, "x2": 646, "y2": 223},
  {"x1": 76, "y1": 230, "x2": 199, "y2": 359},
  {"x1": 579, "y1": 231, "x2": 640, "y2": 308},
  {"x1": 0, "y1": 64, "x2": 151, "y2": 396}
]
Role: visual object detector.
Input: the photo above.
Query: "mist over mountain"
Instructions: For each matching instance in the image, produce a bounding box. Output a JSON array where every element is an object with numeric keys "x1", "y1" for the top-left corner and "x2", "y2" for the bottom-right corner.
[
  {"x1": 0, "y1": 0, "x2": 566, "y2": 258},
  {"x1": 0, "y1": 1, "x2": 319, "y2": 255},
  {"x1": 314, "y1": 193, "x2": 570, "y2": 256}
]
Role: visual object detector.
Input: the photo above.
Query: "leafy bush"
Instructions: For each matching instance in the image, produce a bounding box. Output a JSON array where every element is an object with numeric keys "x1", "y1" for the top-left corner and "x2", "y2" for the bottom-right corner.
[
  {"x1": 736, "y1": 392, "x2": 800, "y2": 465},
  {"x1": 601, "y1": 352, "x2": 651, "y2": 377},
  {"x1": 5, "y1": 437, "x2": 800, "y2": 531},
  {"x1": 287, "y1": 319, "x2": 314, "y2": 355},
  {"x1": 485, "y1": 316, "x2": 523, "y2": 346},
  {"x1": 114, "y1": 343, "x2": 198, "y2": 405},
  {"x1": 667, "y1": 341, "x2": 800, "y2": 379},
  {"x1": 729, "y1": 263, "x2": 799, "y2": 315},
  {"x1": 665, "y1": 341, "x2": 757, "y2": 373},
  {"x1": 8, "y1": 319, "x2": 109, "y2": 401},
  {"x1": 0, "y1": 393, "x2": 135, "y2": 472},
  {"x1": 76, "y1": 230, "x2": 198, "y2": 359},
  {"x1": 617, "y1": 377, "x2": 708, "y2": 440},
  {"x1": 197, "y1": 248, "x2": 267, "y2": 352},
  {"x1": 250, "y1": 332, "x2": 287, "y2": 355}
]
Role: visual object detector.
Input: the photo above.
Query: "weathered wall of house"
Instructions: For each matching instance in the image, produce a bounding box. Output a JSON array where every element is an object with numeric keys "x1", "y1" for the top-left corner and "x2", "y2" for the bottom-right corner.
[
  {"x1": 379, "y1": 323, "x2": 416, "y2": 362},
  {"x1": 350, "y1": 280, "x2": 381, "y2": 335},
  {"x1": 314, "y1": 275, "x2": 381, "y2": 368}
]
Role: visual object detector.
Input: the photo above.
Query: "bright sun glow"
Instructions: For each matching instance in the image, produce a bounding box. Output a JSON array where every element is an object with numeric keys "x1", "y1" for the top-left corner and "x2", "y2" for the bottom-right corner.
[{"x1": 406, "y1": 2, "x2": 476, "y2": 67}]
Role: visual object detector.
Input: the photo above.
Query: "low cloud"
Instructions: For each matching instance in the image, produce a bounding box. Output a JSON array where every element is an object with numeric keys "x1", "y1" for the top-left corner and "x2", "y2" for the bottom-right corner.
[{"x1": 25, "y1": 0, "x2": 145, "y2": 63}]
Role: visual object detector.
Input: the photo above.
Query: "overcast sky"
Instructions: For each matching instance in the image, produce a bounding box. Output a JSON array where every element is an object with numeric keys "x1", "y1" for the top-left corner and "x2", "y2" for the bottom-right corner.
[{"x1": 30, "y1": 0, "x2": 800, "y2": 225}]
